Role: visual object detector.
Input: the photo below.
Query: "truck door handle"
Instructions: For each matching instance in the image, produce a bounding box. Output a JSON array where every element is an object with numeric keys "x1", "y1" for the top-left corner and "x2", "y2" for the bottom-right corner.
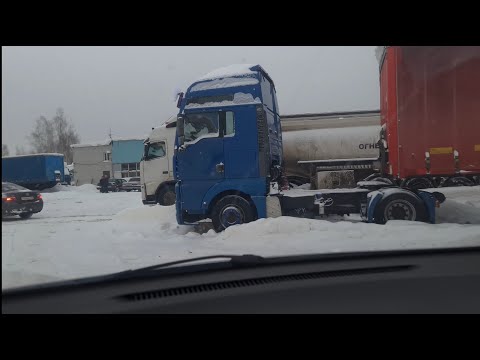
[{"x1": 216, "y1": 162, "x2": 224, "y2": 173}]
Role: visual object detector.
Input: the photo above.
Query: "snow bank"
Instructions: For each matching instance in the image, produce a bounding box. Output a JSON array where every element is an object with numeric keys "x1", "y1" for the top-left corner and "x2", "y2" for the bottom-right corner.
[
  {"x1": 73, "y1": 184, "x2": 98, "y2": 193},
  {"x1": 41, "y1": 184, "x2": 97, "y2": 193},
  {"x1": 3, "y1": 185, "x2": 479, "y2": 290},
  {"x1": 41, "y1": 184, "x2": 73, "y2": 193},
  {"x1": 208, "y1": 217, "x2": 480, "y2": 256},
  {"x1": 434, "y1": 187, "x2": 480, "y2": 224}
]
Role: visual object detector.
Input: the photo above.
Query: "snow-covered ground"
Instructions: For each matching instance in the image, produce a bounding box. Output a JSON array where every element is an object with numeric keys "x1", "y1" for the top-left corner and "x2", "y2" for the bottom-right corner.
[{"x1": 2, "y1": 184, "x2": 480, "y2": 289}]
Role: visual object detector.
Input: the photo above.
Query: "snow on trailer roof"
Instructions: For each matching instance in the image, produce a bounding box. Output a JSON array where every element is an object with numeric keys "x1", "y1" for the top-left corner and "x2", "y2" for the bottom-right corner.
[
  {"x1": 71, "y1": 139, "x2": 111, "y2": 148},
  {"x1": 2, "y1": 153, "x2": 64, "y2": 159},
  {"x1": 71, "y1": 136, "x2": 146, "y2": 148}
]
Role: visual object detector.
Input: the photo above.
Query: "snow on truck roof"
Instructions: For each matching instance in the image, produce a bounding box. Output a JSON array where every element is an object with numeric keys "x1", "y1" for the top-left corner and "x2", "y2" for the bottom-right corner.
[
  {"x1": 196, "y1": 64, "x2": 259, "y2": 81},
  {"x1": 2, "y1": 153, "x2": 64, "y2": 159}
]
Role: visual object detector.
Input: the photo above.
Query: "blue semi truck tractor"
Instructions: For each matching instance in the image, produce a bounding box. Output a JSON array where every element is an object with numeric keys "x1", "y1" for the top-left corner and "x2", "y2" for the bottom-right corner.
[
  {"x1": 2, "y1": 153, "x2": 65, "y2": 190},
  {"x1": 173, "y1": 64, "x2": 446, "y2": 232}
]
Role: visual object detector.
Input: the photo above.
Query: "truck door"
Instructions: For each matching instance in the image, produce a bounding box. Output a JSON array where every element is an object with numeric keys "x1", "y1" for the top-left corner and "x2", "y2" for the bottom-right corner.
[
  {"x1": 176, "y1": 111, "x2": 224, "y2": 210},
  {"x1": 223, "y1": 108, "x2": 259, "y2": 179}
]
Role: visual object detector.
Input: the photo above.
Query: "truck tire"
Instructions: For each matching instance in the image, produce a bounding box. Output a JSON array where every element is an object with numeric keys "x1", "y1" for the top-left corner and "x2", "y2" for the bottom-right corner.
[
  {"x1": 157, "y1": 185, "x2": 176, "y2": 206},
  {"x1": 19, "y1": 212, "x2": 33, "y2": 219},
  {"x1": 211, "y1": 195, "x2": 255, "y2": 232},
  {"x1": 373, "y1": 193, "x2": 427, "y2": 225}
]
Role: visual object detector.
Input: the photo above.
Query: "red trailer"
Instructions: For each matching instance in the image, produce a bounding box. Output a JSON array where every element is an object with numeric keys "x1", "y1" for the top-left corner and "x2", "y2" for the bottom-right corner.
[{"x1": 377, "y1": 46, "x2": 480, "y2": 188}]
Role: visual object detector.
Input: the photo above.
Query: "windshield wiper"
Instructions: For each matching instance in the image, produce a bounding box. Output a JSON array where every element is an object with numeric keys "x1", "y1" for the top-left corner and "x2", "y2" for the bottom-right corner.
[{"x1": 116, "y1": 254, "x2": 266, "y2": 278}]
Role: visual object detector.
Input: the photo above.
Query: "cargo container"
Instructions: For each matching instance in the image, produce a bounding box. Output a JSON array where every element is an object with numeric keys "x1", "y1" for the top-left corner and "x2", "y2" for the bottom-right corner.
[
  {"x1": 2, "y1": 153, "x2": 65, "y2": 190},
  {"x1": 377, "y1": 46, "x2": 480, "y2": 188}
]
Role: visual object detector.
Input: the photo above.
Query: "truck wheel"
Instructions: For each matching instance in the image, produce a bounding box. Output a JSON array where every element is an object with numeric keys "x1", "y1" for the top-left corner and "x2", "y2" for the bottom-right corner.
[
  {"x1": 19, "y1": 212, "x2": 33, "y2": 219},
  {"x1": 373, "y1": 193, "x2": 427, "y2": 225},
  {"x1": 211, "y1": 195, "x2": 255, "y2": 232},
  {"x1": 157, "y1": 186, "x2": 176, "y2": 206}
]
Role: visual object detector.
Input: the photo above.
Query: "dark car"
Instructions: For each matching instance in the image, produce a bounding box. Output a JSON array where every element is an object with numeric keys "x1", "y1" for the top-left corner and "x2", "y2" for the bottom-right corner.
[
  {"x1": 2, "y1": 182, "x2": 44, "y2": 219},
  {"x1": 96, "y1": 179, "x2": 123, "y2": 192},
  {"x1": 122, "y1": 177, "x2": 141, "y2": 192}
]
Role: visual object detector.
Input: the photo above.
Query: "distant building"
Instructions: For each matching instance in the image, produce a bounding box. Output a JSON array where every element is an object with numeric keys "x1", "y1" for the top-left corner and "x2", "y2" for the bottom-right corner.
[
  {"x1": 71, "y1": 136, "x2": 145, "y2": 186},
  {"x1": 111, "y1": 138, "x2": 145, "y2": 179},
  {"x1": 71, "y1": 141, "x2": 112, "y2": 186}
]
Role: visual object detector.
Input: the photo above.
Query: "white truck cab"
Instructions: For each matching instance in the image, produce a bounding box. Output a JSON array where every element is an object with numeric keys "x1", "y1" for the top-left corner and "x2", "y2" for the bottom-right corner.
[{"x1": 140, "y1": 119, "x2": 177, "y2": 205}]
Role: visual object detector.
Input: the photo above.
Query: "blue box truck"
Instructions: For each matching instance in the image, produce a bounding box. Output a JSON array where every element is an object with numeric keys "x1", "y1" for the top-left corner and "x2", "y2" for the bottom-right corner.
[{"x1": 2, "y1": 153, "x2": 65, "y2": 190}]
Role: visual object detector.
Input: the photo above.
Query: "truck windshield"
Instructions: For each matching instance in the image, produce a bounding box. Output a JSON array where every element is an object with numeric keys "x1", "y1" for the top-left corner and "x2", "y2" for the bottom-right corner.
[
  {"x1": 147, "y1": 142, "x2": 166, "y2": 158},
  {"x1": 184, "y1": 113, "x2": 219, "y2": 143}
]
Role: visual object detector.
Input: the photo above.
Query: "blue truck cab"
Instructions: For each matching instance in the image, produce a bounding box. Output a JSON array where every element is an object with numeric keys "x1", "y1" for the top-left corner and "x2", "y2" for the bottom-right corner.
[
  {"x1": 174, "y1": 64, "x2": 446, "y2": 232},
  {"x1": 174, "y1": 64, "x2": 284, "y2": 231}
]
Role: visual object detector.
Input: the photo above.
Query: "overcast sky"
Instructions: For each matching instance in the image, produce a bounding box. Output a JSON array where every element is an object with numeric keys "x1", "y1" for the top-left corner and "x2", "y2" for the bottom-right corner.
[{"x1": 2, "y1": 46, "x2": 380, "y2": 152}]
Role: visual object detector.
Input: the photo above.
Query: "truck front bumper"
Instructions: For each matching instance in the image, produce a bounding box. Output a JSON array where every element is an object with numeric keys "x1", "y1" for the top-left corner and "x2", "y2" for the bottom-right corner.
[{"x1": 142, "y1": 195, "x2": 157, "y2": 205}]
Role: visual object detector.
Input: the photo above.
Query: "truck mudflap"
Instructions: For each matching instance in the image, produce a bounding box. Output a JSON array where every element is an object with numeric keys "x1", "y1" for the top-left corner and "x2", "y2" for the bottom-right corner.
[{"x1": 175, "y1": 182, "x2": 183, "y2": 224}]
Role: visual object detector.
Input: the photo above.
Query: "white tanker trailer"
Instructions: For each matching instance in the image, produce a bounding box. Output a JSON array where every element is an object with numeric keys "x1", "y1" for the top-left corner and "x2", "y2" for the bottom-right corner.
[{"x1": 281, "y1": 112, "x2": 381, "y2": 188}]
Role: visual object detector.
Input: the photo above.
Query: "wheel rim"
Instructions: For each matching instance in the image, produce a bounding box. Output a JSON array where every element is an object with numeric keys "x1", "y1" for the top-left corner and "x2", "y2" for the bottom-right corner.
[
  {"x1": 163, "y1": 191, "x2": 176, "y2": 205},
  {"x1": 384, "y1": 200, "x2": 416, "y2": 221},
  {"x1": 220, "y1": 205, "x2": 245, "y2": 228}
]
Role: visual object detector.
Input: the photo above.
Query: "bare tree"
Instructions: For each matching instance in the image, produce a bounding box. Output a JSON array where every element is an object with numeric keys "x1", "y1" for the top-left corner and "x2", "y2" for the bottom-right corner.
[
  {"x1": 15, "y1": 146, "x2": 28, "y2": 155},
  {"x1": 28, "y1": 108, "x2": 80, "y2": 163},
  {"x1": 2, "y1": 144, "x2": 9, "y2": 156}
]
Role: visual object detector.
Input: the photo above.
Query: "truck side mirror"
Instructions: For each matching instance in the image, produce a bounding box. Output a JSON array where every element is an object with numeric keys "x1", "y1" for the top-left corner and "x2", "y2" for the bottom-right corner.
[
  {"x1": 142, "y1": 143, "x2": 149, "y2": 161},
  {"x1": 176, "y1": 92, "x2": 184, "y2": 109},
  {"x1": 177, "y1": 115, "x2": 185, "y2": 147},
  {"x1": 177, "y1": 115, "x2": 184, "y2": 136},
  {"x1": 178, "y1": 135, "x2": 185, "y2": 147}
]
